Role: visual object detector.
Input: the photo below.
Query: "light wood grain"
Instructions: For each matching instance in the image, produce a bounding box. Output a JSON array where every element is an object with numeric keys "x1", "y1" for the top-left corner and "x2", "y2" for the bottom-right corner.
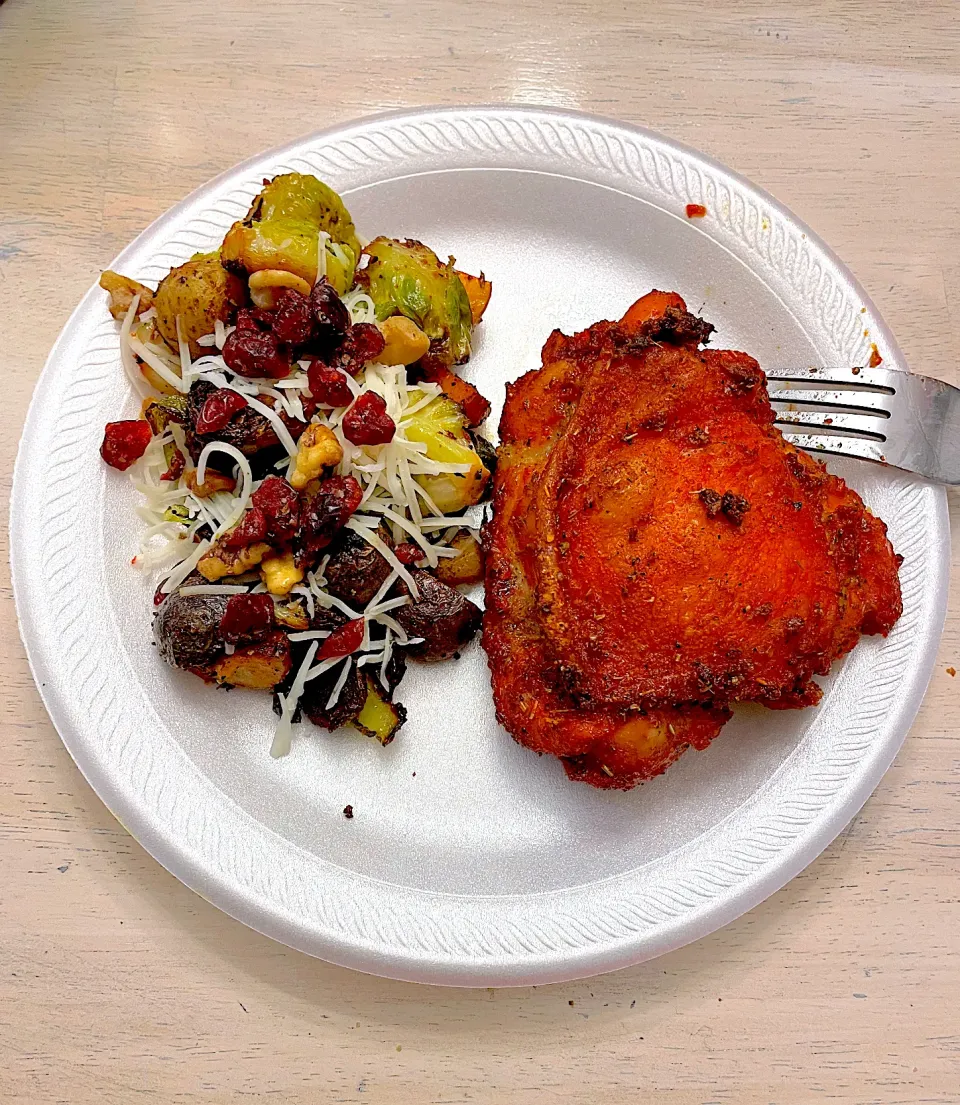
[{"x1": 2, "y1": 1, "x2": 959, "y2": 1101}]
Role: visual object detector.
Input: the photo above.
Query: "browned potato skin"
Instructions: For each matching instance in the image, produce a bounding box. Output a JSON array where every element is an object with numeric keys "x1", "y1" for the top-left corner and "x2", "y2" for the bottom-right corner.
[
  {"x1": 154, "y1": 256, "x2": 246, "y2": 358},
  {"x1": 214, "y1": 632, "x2": 291, "y2": 689},
  {"x1": 100, "y1": 270, "x2": 155, "y2": 319},
  {"x1": 323, "y1": 529, "x2": 393, "y2": 608},
  {"x1": 395, "y1": 570, "x2": 482, "y2": 661},
  {"x1": 434, "y1": 531, "x2": 485, "y2": 587},
  {"x1": 154, "y1": 591, "x2": 230, "y2": 676}
]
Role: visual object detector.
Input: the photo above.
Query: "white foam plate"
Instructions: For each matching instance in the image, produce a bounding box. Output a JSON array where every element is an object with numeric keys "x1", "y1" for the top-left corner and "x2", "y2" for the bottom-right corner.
[{"x1": 10, "y1": 107, "x2": 947, "y2": 985}]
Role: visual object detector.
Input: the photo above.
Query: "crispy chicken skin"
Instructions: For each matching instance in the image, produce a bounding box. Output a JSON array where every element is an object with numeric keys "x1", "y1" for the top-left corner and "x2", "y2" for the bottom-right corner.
[{"x1": 483, "y1": 291, "x2": 903, "y2": 789}]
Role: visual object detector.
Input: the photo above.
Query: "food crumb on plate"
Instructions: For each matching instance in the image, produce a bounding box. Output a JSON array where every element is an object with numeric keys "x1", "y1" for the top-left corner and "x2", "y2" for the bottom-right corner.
[
  {"x1": 947, "y1": 667, "x2": 956, "y2": 677},
  {"x1": 685, "y1": 203, "x2": 707, "y2": 219},
  {"x1": 343, "y1": 804, "x2": 354, "y2": 819}
]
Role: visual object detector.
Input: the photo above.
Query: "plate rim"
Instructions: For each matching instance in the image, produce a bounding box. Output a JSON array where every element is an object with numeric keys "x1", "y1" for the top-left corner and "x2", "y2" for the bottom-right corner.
[{"x1": 10, "y1": 104, "x2": 949, "y2": 986}]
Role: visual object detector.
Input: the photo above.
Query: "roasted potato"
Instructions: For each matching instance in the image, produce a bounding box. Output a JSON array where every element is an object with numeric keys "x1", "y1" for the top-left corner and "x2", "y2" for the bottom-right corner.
[
  {"x1": 323, "y1": 528, "x2": 394, "y2": 609},
  {"x1": 214, "y1": 631, "x2": 291, "y2": 689},
  {"x1": 154, "y1": 591, "x2": 230, "y2": 676},
  {"x1": 300, "y1": 661, "x2": 369, "y2": 731},
  {"x1": 395, "y1": 570, "x2": 482, "y2": 660},
  {"x1": 434, "y1": 530, "x2": 485, "y2": 586},
  {"x1": 154, "y1": 254, "x2": 246, "y2": 358}
]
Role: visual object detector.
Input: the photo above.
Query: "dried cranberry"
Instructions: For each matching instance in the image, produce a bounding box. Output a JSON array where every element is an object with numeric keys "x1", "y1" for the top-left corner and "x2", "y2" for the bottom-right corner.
[
  {"x1": 160, "y1": 447, "x2": 185, "y2": 482},
  {"x1": 195, "y1": 388, "x2": 249, "y2": 434},
  {"x1": 393, "y1": 542, "x2": 423, "y2": 565},
  {"x1": 307, "y1": 360, "x2": 354, "y2": 407},
  {"x1": 221, "y1": 506, "x2": 269, "y2": 548},
  {"x1": 252, "y1": 476, "x2": 300, "y2": 541},
  {"x1": 153, "y1": 585, "x2": 168, "y2": 607},
  {"x1": 342, "y1": 392, "x2": 396, "y2": 446},
  {"x1": 318, "y1": 617, "x2": 364, "y2": 660},
  {"x1": 100, "y1": 420, "x2": 153, "y2": 471},
  {"x1": 222, "y1": 327, "x2": 291, "y2": 379},
  {"x1": 271, "y1": 289, "x2": 315, "y2": 346},
  {"x1": 299, "y1": 475, "x2": 363, "y2": 553},
  {"x1": 309, "y1": 277, "x2": 350, "y2": 349},
  {"x1": 219, "y1": 593, "x2": 275, "y2": 644},
  {"x1": 334, "y1": 323, "x2": 386, "y2": 376}
]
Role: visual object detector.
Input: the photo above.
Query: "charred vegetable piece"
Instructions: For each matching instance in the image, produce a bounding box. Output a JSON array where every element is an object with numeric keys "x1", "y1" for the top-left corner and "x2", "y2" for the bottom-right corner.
[
  {"x1": 214, "y1": 631, "x2": 291, "y2": 689},
  {"x1": 417, "y1": 363, "x2": 491, "y2": 426},
  {"x1": 353, "y1": 677, "x2": 407, "y2": 745},
  {"x1": 187, "y1": 380, "x2": 308, "y2": 459},
  {"x1": 100, "y1": 270, "x2": 155, "y2": 320},
  {"x1": 434, "y1": 530, "x2": 485, "y2": 586},
  {"x1": 395, "y1": 570, "x2": 482, "y2": 661},
  {"x1": 402, "y1": 393, "x2": 490, "y2": 512},
  {"x1": 221, "y1": 173, "x2": 361, "y2": 294},
  {"x1": 324, "y1": 528, "x2": 394, "y2": 608},
  {"x1": 360, "y1": 237, "x2": 473, "y2": 366},
  {"x1": 100, "y1": 420, "x2": 153, "y2": 471},
  {"x1": 300, "y1": 660, "x2": 369, "y2": 731},
  {"x1": 468, "y1": 429, "x2": 497, "y2": 476},
  {"x1": 154, "y1": 591, "x2": 230, "y2": 675},
  {"x1": 154, "y1": 254, "x2": 246, "y2": 358},
  {"x1": 454, "y1": 270, "x2": 492, "y2": 325},
  {"x1": 143, "y1": 394, "x2": 189, "y2": 435},
  {"x1": 274, "y1": 598, "x2": 309, "y2": 631}
]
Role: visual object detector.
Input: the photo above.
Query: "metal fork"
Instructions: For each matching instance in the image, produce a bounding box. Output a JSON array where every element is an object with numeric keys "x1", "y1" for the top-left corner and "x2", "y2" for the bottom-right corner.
[{"x1": 766, "y1": 366, "x2": 960, "y2": 484}]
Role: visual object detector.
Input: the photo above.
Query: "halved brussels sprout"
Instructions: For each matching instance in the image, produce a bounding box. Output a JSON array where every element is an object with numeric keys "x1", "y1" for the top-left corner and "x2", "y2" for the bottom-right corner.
[
  {"x1": 221, "y1": 173, "x2": 361, "y2": 295},
  {"x1": 403, "y1": 391, "x2": 490, "y2": 512},
  {"x1": 360, "y1": 237, "x2": 473, "y2": 366}
]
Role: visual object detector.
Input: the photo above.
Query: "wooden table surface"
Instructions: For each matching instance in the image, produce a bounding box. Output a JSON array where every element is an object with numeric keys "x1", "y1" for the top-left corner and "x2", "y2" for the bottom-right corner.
[{"x1": 2, "y1": 1, "x2": 959, "y2": 1101}]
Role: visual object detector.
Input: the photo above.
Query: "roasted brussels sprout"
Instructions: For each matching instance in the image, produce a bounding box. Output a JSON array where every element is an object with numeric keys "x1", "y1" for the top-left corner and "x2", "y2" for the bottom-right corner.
[
  {"x1": 360, "y1": 237, "x2": 473, "y2": 366},
  {"x1": 154, "y1": 591, "x2": 230, "y2": 676},
  {"x1": 323, "y1": 528, "x2": 394, "y2": 608},
  {"x1": 154, "y1": 254, "x2": 246, "y2": 358},
  {"x1": 395, "y1": 570, "x2": 482, "y2": 661},
  {"x1": 353, "y1": 677, "x2": 407, "y2": 745},
  {"x1": 143, "y1": 394, "x2": 189, "y2": 435},
  {"x1": 221, "y1": 173, "x2": 361, "y2": 295},
  {"x1": 403, "y1": 392, "x2": 490, "y2": 512},
  {"x1": 186, "y1": 380, "x2": 309, "y2": 461}
]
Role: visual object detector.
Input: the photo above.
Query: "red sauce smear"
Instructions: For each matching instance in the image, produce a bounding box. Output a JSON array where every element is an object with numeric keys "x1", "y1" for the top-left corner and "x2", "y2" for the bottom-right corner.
[
  {"x1": 869, "y1": 344, "x2": 883, "y2": 368},
  {"x1": 685, "y1": 203, "x2": 707, "y2": 219}
]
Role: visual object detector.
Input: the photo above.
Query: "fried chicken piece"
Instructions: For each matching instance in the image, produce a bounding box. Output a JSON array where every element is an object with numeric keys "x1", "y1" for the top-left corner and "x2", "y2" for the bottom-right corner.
[
  {"x1": 534, "y1": 301, "x2": 903, "y2": 710},
  {"x1": 483, "y1": 295, "x2": 730, "y2": 789},
  {"x1": 483, "y1": 290, "x2": 903, "y2": 790}
]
